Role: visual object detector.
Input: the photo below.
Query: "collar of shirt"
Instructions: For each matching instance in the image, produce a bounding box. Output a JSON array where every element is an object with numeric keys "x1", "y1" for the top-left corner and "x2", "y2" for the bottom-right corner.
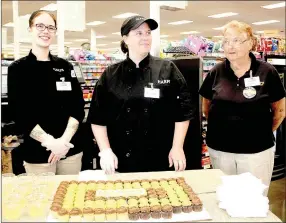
[
  {"x1": 124, "y1": 53, "x2": 151, "y2": 70},
  {"x1": 27, "y1": 49, "x2": 57, "y2": 62},
  {"x1": 224, "y1": 52, "x2": 260, "y2": 79}
]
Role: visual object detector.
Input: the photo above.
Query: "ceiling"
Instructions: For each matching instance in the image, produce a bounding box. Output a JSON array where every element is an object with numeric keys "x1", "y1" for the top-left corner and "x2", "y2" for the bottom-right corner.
[{"x1": 2, "y1": 1, "x2": 285, "y2": 55}]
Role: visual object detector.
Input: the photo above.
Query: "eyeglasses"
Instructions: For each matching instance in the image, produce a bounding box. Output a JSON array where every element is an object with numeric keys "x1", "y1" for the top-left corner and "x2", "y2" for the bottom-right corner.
[
  {"x1": 34, "y1": 23, "x2": 57, "y2": 33},
  {"x1": 222, "y1": 38, "x2": 249, "y2": 47}
]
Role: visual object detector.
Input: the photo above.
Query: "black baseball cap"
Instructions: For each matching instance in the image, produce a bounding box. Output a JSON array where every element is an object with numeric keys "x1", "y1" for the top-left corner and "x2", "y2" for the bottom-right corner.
[{"x1": 121, "y1": 15, "x2": 158, "y2": 36}]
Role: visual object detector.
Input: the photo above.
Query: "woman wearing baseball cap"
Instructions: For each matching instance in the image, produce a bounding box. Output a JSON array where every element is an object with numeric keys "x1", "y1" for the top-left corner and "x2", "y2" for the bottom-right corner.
[{"x1": 88, "y1": 15, "x2": 195, "y2": 174}]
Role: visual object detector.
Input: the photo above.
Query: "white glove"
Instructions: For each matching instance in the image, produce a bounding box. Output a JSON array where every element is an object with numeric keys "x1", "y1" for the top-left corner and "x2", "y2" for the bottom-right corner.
[
  {"x1": 42, "y1": 136, "x2": 74, "y2": 157},
  {"x1": 99, "y1": 148, "x2": 118, "y2": 175}
]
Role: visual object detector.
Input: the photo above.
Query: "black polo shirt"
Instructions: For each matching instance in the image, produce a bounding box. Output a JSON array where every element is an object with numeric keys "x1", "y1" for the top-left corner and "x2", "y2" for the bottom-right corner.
[
  {"x1": 87, "y1": 54, "x2": 194, "y2": 172},
  {"x1": 8, "y1": 51, "x2": 85, "y2": 163},
  {"x1": 199, "y1": 52, "x2": 286, "y2": 154}
]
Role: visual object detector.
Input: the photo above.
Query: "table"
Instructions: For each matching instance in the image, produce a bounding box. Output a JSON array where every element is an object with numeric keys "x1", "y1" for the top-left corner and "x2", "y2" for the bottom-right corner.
[{"x1": 3, "y1": 169, "x2": 282, "y2": 222}]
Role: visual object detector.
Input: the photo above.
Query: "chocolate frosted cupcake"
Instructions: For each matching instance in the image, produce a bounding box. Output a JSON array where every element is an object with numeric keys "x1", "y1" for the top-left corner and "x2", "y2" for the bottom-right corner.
[
  {"x1": 83, "y1": 207, "x2": 94, "y2": 222},
  {"x1": 161, "y1": 205, "x2": 173, "y2": 219},
  {"x1": 117, "y1": 207, "x2": 129, "y2": 220},
  {"x1": 150, "y1": 205, "x2": 162, "y2": 219},
  {"x1": 128, "y1": 207, "x2": 140, "y2": 221},
  {"x1": 105, "y1": 208, "x2": 116, "y2": 221},
  {"x1": 57, "y1": 208, "x2": 69, "y2": 222},
  {"x1": 192, "y1": 198, "x2": 203, "y2": 212},
  {"x1": 171, "y1": 201, "x2": 182, "y2": 214},
  {"x1": 140, "y1": 206, "x2": 151, "y2": 220},
  {"x1": 94, "y1": 208, "x2": 105, "y2": 222},
  {"x1": 69, "y1": 208, "x2": 82, "y2": 222}
]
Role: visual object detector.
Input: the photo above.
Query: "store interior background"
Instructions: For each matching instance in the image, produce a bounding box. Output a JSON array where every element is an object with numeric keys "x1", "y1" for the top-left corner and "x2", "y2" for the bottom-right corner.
[{"x1": 1, "y1": 1, "x2": 285, "y2": 221}]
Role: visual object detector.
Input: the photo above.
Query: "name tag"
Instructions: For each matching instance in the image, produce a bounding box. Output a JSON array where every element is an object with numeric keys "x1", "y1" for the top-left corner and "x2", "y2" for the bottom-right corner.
[
  {"x1": 244, "y1": 77, "x2": 260, "y2": 87},
  {"x1": 71, "y1": 70, "x2": 76, "y2": 78},
  {"x1": 144, "y1": 87, "x2": 160, "y2": 99},
  {"x1": 56, "y1": 82, "x2": 72, "y2": 91}
]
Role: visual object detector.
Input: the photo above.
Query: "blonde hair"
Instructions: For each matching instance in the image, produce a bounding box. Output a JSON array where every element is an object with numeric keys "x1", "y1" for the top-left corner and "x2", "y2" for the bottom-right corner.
[{"x1": 223, "y1": 20, "x2": 257, "y2": 51}]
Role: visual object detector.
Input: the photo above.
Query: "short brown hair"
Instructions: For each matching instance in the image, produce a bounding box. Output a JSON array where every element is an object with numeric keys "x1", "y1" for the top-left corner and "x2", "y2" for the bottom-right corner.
[
  {"x1": 29, "y1": 10, "x2": 57, "y2": 28},
  {"x1": 223, "y1": 20, "x2": 257, "y2": 51}
]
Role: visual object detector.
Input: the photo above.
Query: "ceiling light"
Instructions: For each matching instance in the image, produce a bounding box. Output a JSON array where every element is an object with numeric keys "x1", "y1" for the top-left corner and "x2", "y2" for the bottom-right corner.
[
  {"x1": 112, "y1": 13, "x2": 139, "y2": 19},
  {"x1": 160, "y1": 35, "x2": 169, "y2": 38},
  {"x1": 168, "y1": 20, "x2": 193, "y2": 25},
  {"x1": 180, "y1": 31, "x2": 200, "y2": 34},
  {"x1": 112, "y1": 41, "x2": 121, "y2": 44},
  {"x1": 208, "y1": 12, "x2": 238, "y2": 18},
  {"x1": 255, "y1": 31, "x2": 264, "y2": 34},
  {"x1": 252, "y1": 20, "x2": 280, "y2": 25},
  {"x1": 262, "y1": 2, "x2": 285, "y2": 9},
  {"x1": 95, "y1": 36, "x2": 106, "y2": 39},
  {"x1": 213, "y1": 35, "x2": 224, "y2": 38},
  {"x1": 40, "y1": 3, "x2": 57, "y2": 11},
  {"x1": 112, "y1": 32, "x2": 121, "y2": 35},
  {"x1": 212, "y1": 26, "x2": 225, "y2": 30},
  {"x1": 86, "y1": 21, "x2": 106, "y2": 26},
  {"x1": 97, "y1": 44, "x2": 107, "y2": 46},
  {"x1": 3, "y1": 22, "x2": 14, "y2": 27},
  {"x1": 75, "y1": 39, "x2": 89, "y2": 42},
  {"x1": 64, "y1": 42, "x2": 72, "y2": 44}
]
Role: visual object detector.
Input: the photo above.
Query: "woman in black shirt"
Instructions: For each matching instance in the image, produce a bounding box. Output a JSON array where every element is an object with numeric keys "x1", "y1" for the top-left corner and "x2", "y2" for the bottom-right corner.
[
  {"x1": 88, "y1": 16, "x2": 194, "y2": 174},
  {"x1": 199, "y1": 20, "x2": 285, "y2": 194},
  {"x1": 8, "y1": 10, "x2": 85, "y2": 174}
]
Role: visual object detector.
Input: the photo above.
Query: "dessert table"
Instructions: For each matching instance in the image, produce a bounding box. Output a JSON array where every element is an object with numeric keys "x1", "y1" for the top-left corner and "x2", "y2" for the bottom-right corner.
[{"x1": 2, "y1": 169, "x2": 282, "y2": 222}]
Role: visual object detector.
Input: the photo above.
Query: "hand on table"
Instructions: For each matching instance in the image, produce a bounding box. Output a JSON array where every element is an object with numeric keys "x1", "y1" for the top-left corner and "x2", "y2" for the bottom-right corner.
[
  {"x1": 99, "y1": 148, "x2": 118, "y2": 175},
  {"x1": 169, "y1": 147, "x2": 186, "y2": 171}
]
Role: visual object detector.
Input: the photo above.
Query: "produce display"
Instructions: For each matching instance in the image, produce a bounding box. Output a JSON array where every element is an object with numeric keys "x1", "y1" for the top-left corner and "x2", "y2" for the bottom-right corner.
[{"x1": 50, "y1": 177, "x2": 203, "y2": 222}]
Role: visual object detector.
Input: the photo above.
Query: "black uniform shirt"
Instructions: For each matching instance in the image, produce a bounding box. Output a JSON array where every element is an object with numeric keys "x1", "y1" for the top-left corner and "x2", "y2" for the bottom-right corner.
[
  {"x1": 8, "y1": 51, "x2": 85, "y2": 163},
  {"x1": 199, "y1": 52, "x2": 286, "y2": 154},
  {"x1": 87, "y1": 54, "x2": 194, "y2": 172}
]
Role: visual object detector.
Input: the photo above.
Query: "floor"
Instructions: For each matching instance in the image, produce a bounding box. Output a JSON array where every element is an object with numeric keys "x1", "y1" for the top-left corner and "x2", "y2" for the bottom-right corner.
[{"x1": 268, "y1": 177, "x2": 286, "y2": 222}]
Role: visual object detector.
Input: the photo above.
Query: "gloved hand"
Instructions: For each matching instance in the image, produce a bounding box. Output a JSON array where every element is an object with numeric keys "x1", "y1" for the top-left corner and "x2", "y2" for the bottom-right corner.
[
  {"x1": 42, "y1": 136, "x2": 74, "y2": 158},
  {"x1": 99, "y1": 148, "x2": 118, "y2": 175}
]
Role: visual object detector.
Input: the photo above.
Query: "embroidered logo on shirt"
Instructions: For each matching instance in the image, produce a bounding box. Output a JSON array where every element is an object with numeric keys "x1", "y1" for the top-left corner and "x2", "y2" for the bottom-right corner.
[
  {"x1": 53, "y1": 68, "x2": 64, "y2": 72},
  {"x1": 158, "y1": 79, "x2": 170, "y2": 84}
]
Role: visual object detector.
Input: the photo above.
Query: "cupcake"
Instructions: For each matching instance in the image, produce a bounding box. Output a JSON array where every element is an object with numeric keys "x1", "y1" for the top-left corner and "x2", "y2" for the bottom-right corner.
[
  {"x1": 105, "y1": 208, "x2": 116, "y2": 221},
  {"x1": 140, "y1": 206, "x2": 151, "y2": 220},
  {"x1": 158, "y1": 194, "x2": 168, "y2": 199},
  {"x1": 148, "y1": 193, "x2": 158, "y2": 199},
  {"x1": 83, "y1": 207, "x2": 94, "y2": 222},
  {"x1": 128, "y1": 207, "x2": 140, "y2": 221},
  {"x1": 160, "y1": 198, "x2": 170, "y2": 206},
  {"x1": 150, "y1": 205, "x2": 162, "y2": 219},
  {"x1": 50, "y1": 205, "x2": 61, "y2": 219},
  {"x1": 192, "y1": 198, "x2": 203, "y2": 212},
  {"x1": 57, "y1": 208, "x2": 69, "y2": 222},
  {"x1": 69, "y1": 208, "x2": 82, "y2": 222},
  {"x1": 161, "y1": 205, "x2": 173, "y2": 219},
  {"x1": 84, "y1": 200, "x2": 95, "y2": 209},
  {"x1": 95, "y1": 196, "x2": 106, "y2": 201},
  {"x1": 132, "y1": 182, "x2": 141, "y2": 189},
  {"x1": 171, "y1": 201, "x2": 182, "y2": 214},
  {"x1": 117, "y1": 207, "x2": 129, "y2": 220},
  {"x1": 62, "y1": 203, "x2": 73, "y2": 212},
  {"x1": 117, "y1": 199, "x2": 128, "y2": 208},
  {"x1": 94, "y1": 208, "x2": 105, "y2": 222},
  {"x1": 123, "y1": 183, "x2": 133, "y2": 189},
  {"x1": 52, "y1": 200, "x2": 63, "y2": 206},
  {"x1": 182, "y1": 200, "x2": 192, "y2": 213}
]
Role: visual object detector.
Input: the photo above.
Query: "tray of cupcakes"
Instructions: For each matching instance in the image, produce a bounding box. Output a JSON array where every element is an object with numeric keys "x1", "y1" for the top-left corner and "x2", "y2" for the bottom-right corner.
[{"x1": 47, "y1": 177, "x2": 211, "y2": 222}]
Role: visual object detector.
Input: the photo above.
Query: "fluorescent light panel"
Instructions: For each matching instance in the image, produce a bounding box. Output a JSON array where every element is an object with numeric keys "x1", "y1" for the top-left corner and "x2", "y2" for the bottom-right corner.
[
  {"x1": 213, "y1": 26, "x2": 225, "y2": 30},
  {"x1": 160, "y1": 35, "x2": 169, "y2": 38},
  {"x1": 180, "y1": 31, "x2": 200, "y2": 34},
  {"x1": 95, "y1": 36, "x2": 106, "y2": 39},
  {"x1": 168, "y1": 20, "x2": 193, "y2": 25},
  {"x1": 75, "y1": 39, "x2": 89, "y2": 42},
  {"x1": 208, "y1": 12, "x2": 238, "y2": 18},
  {"x1": 40, "y1": 3, "x2": 57, "y2": 11},
  {"x1": 86, "y1": 21, "x2": 106, "y2": 26},
  {"x1": 252, "y1": 20, "x2": 280, "y2": 25},
  {"x1": 112, "y1": 41, "x2": 121, "y2": 44},
  {"x1": 112, "y1": 13, "x2": 139, "y2": 19},
  {"x1": 112, "y1": 32, "x2": 121, "y2": 35},
  {"x1": 64, "y1": 42, "x2": 72, "y2": 44},
  {"x1": 96, "y1": 44, "x2": 107, "y2": 46},
  {"x1": 262, "y1": 2, "x2": 285, "y2": 9}
]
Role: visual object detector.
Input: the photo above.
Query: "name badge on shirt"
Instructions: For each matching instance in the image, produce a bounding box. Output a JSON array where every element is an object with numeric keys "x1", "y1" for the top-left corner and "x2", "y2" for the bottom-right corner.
[
  {"x1": 144, "y1": 87, "x2": 160, "y2": 99},
  {"x1": 244, "y1": 76, "x2": 261, "y2": 87},
  {"x1": 71, "y1": 70, "x2": 76, "y2": 78},
  {"x1": 56, "y1": 82, "x2": 72, "y2": 91}
]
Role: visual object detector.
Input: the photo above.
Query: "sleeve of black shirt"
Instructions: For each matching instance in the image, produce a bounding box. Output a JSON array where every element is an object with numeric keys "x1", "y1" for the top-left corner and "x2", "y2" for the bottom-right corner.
[
  {"x1": 68, "y1": 63, "x2": 85, "y2": 123},
  {"x1": 87, "y1": 68, "x2": 109, "y2": 126},
  {"x1": 199, "y1": 69, "x2": 216, "y2": 100},
  {"x1": 8, "y1": 62, "x2": 41, "y2": 135},
  {"x1": 171, "y1": 62, "x2": 195, "y2": 122},
  {"x1": 266, "y1": 66, "x2": 286, "y2": 103}
]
